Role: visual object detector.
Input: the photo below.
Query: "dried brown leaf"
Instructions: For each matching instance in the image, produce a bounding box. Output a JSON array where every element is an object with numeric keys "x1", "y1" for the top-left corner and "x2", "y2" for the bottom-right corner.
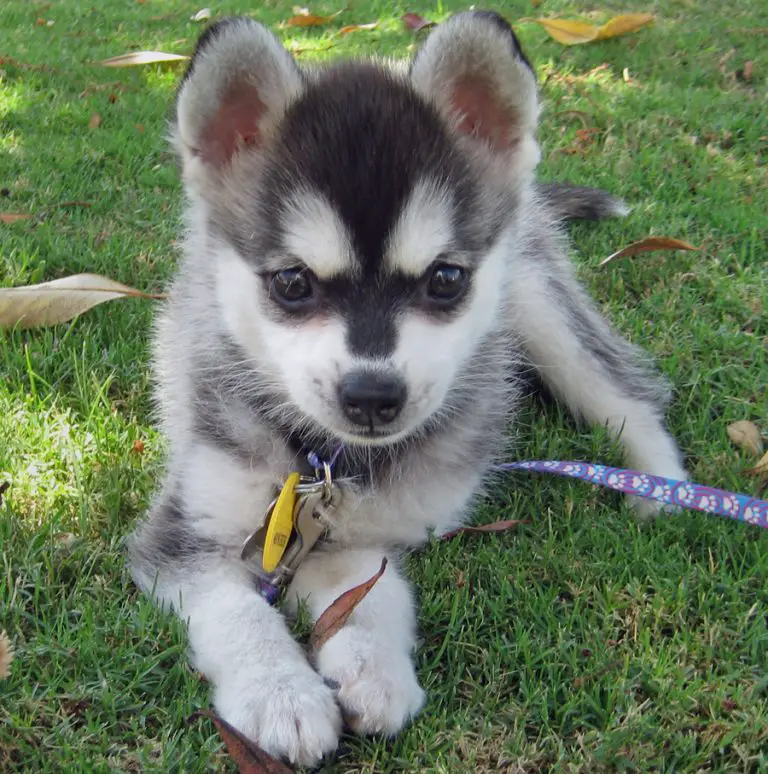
[
  {"x1": 599, "y1": 236, "x2": 700, "y2": 267},
  {"x1": 746, "y1": 450, "x2": 768, "y2": 479},
  {"x1": 311, "y1": 557, "x2": 387, "y2": 652},
  {"x1": 727, "y1": 420, "x2": 763, "y2": 457},
  {"x1": 529, "y1": 18, "x2": 598, "y2": 44},
  {"x1": 89, "y1": 112, "x2": 101, "y2": 129},
  {"x1": 285, "y1": 7, "x2": 345, "y2": 27},
  {"x1": 0, "y1": 631, "x2": 14, "y2": 680},
  {"x1": 0, "y1": 273, "x2": 166, "y2": 329},
  {"x1": 338, "y1": 22, "x2": 378, "y2": 35},
  {"x1": 0, "y1": 213, "x2": 30, "y2": 223},
  {"x1": 529, "y1": 14, "x2": 654, "y2": 45},
  {"x1": 195, "y1": 710, "x2": 293, "y2": 773},
  {"x1": 739, "y1": 60, "x2": 754, "y2": 82},
  {"x1": 441, "y1": 519, "x2": 527, "y2": 540},
  {"x1": 402, "y1": 13, "x2": 435, "y2": 32},
  {"x1": 594, "y1": 14, "x2": 655, "y2": 40},
  {"x1": 99, "y1": 51, "x2": 189, "y2": 67}
]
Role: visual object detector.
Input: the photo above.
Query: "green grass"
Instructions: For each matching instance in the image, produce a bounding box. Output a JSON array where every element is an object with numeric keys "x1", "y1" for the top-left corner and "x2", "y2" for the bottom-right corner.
[{"x1": 1, "y1": 0, "x2": 766, "y2": 770}]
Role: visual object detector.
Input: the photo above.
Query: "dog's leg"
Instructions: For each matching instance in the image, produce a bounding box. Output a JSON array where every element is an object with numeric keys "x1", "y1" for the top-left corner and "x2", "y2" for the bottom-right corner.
[
  {"x1": 128, "y1": 496, "x2": 342, "y2": 766},
  {"x1": 510, "y1": 242, "x2": 686, "y2": 515},
  {"x1": 286, "y1": 547, "x2": 425, "y2": 734}
]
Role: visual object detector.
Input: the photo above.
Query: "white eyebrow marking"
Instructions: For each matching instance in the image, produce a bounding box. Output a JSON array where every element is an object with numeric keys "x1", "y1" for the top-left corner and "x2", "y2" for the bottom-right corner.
[
  {"x1": 281, "y1": 190, "x2": 356, "y2": 278},
  {"x1": 386, "y1": 179, "x2": 454, "y2": 276}
]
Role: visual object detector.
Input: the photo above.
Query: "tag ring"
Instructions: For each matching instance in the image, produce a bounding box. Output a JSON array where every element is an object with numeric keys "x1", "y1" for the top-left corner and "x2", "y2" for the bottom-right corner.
[{"x1": 322, "y1": 462, "x2": 333, "y2": 503}]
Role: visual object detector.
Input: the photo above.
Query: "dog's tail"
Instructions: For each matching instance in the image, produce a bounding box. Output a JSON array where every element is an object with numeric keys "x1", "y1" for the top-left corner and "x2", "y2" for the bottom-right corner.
[{"x1": 536, "y1": 182, "x2": 630, "y2": 222}]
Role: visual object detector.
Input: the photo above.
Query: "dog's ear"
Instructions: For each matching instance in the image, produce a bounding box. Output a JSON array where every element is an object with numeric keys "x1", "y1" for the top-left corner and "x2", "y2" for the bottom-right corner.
[
  {"x1": 410, "y1": 12, "x2": 539, "y2": 177},
  {"x1": 173, "y1": 18, "x2": 302, "y2": 187}
]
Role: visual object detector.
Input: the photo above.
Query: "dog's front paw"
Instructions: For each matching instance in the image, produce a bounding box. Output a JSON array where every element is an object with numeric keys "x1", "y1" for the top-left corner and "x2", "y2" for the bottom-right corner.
[
  {"x1": 213, "y1": 664, "x2": 342, "y2": 767},
  {"x1": 316, "y1": 625, "x2": 425, "y2": 735}
]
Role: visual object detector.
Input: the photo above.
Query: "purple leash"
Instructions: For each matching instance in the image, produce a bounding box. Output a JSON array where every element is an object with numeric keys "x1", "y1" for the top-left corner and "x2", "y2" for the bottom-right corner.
[
  {"x1": 493, "y1": 460, "x2": 768, "y2": 529},
  {"x1": 255, "y1": 451, "x2": 766, "y2": 604}
]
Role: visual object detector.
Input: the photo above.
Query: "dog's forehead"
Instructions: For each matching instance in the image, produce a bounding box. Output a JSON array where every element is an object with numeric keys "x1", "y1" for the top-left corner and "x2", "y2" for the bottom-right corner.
[{"x1": 264, "y1": 62, "x2": 473, "y2": 276}]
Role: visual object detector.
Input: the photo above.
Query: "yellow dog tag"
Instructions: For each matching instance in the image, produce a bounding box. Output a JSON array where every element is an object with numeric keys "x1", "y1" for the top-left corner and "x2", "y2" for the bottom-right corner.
[{"x1": 262, "y1": 472, "x2": 300, "y2": 572}]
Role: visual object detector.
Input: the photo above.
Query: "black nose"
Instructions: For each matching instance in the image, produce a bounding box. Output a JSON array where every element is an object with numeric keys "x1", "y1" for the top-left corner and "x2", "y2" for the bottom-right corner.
[{"x1": 338, "y1": 371, "x2": 407, "y2": 428}]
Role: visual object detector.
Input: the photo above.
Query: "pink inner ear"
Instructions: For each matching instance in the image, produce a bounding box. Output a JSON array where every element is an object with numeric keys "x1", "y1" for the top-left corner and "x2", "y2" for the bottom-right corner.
[
  {"x1": 450, "y1": 77, "x2": 518, "y2": 151},
  {"x1": 200, "y1": 82, "x2": 267, "y2": 167}
]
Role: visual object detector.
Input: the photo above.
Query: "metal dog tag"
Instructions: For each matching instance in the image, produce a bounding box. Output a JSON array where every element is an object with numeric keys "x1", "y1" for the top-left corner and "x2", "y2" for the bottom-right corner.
[{"x1": 278, "y1": 489, "x2": 328, "y2": 573}]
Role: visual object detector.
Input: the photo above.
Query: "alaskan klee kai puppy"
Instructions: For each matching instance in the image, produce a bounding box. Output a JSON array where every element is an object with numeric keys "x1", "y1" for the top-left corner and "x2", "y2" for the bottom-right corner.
[{"x1": 128, "y1": 11, "x2": 685, "y2": 766}]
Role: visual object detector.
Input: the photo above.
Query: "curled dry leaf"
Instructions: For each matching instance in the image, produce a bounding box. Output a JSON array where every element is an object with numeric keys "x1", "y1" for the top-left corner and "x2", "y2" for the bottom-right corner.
[
  {"x1": 191, "y1": 8, "x2": 212, "y2": 22},
  {"x1": 599, "y1": 236, "x2": 700, "y2": 267},
  {"x1": 194, "y1": 710, "x2": 293, "y2": 774},
  {"x1": 0, "y1": 213, "x2": 30, "y2": 223},
  {"x1": 338, "y1": 22, "x2": 378, "y2": 35},
  {"x1": 727, "y1": 420, "x2": 763, "y2": 457},
  {"x1": 746, "y1": 451, "x2": 768, "y2": 480},
  {"x1": 89, "y1": 112, "x2": 101, "y2": 129},
  {"x1": 0, "y1": 273, "x2": 166, "y2": 330},
  {"x1": 99, "y1": 51, "x2": 189, "y2": 67},
  {"x1": 529, "y1": 13, "x2": 654, "y2": 45},
  {"x1": 0, "y1": 631, "x2": 14, "y2": 680},
  {"x1": 441, "y1": 519, "x2": 527, "y2": 540},
  {"x1": 310, "y1": 557, "x2": 387, "y2": 652},
  {"x1": 402, "y1": 13, "x2": 436, "y2": 32}
]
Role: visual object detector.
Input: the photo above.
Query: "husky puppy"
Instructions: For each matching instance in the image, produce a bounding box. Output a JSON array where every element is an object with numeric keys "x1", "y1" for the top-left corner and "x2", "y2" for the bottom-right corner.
[{"x1": 128, "y1": 11, "x2": 686, "y2": 766}]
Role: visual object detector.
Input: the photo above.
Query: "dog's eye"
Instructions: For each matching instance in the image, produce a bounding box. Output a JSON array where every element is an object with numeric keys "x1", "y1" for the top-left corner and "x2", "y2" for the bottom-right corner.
[
  {"x1": 270, "y1": 268, "x2": 314, "y2": 307},
  {"x1": 427, "y1": 263, "x2": 468, "y2": 303}
]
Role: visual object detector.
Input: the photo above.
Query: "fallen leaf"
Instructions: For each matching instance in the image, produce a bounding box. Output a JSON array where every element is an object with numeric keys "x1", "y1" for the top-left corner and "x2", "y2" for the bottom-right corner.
[
  {"x1": 441, "y1": 520, "x2": 527, "y2": 540},
  {"x1": 727, "y1": 420, "x2": 763, "y2": 457},
  {"x1": 99, "y1": 51, "x2": 189, "y2": 67},
  {"x1": 739, "y1": 60, "x2": 754, "y2": 82},
  {"x1": 0, "y1": 273, "x2": 166, "y2": 330},
  {"x1": 746, "y1": 450, "x2": 768, "y2": 479},
  {"x1": 89, "y1": 112, "x2": 101, "y2": 129},
  {"x1": 132, "y1": 439, "x2": 146, "y2": 454},
  {"x1": 599, "y1": 236, "x2": 700, "y2": 267},
  {"x1": 285, "y1": 7, "x2": 345, "y2": 27},
  {"x1": 529, "y1": 13, "x2": 653, "y2": 45},
  {"x1": 338, "y1": 22, "x2": 378, "y2": 35},
  {"x1": 194, "y1": 711, "x2": 293, "y2": 774},
  {"x1": 0, "y1": 213, "x2": 30, "y2": 223},
  {"x1": 529, "y1": 18, "x2": 598, "y2": 45},
  {"x1": 311, "y1": 557, "x2": 387, "y2": 652},
  {"x1": 0, "y1": 631, "x2": 13, "y2": 680},
  {"x1": 595, "y1": 13, "x2": 655, "y2": 40},
  {"x1": 402, "y1": 12, "x2": 436, "y2": 32},
  {"x1": 191, "y1": 8, "x2": 212, "y2": 22}
]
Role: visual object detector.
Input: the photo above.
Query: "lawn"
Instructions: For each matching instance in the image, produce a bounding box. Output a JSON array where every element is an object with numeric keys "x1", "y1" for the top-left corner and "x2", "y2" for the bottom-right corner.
[{"x1": 1, "y1": 0, "x2": 766, "y2": 771}]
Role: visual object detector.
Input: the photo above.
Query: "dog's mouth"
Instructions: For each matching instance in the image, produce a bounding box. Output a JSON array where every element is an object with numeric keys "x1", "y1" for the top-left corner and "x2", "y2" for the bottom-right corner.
[{"x1": 332, "y1": 423, "x2": 414, "y2": 447}]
